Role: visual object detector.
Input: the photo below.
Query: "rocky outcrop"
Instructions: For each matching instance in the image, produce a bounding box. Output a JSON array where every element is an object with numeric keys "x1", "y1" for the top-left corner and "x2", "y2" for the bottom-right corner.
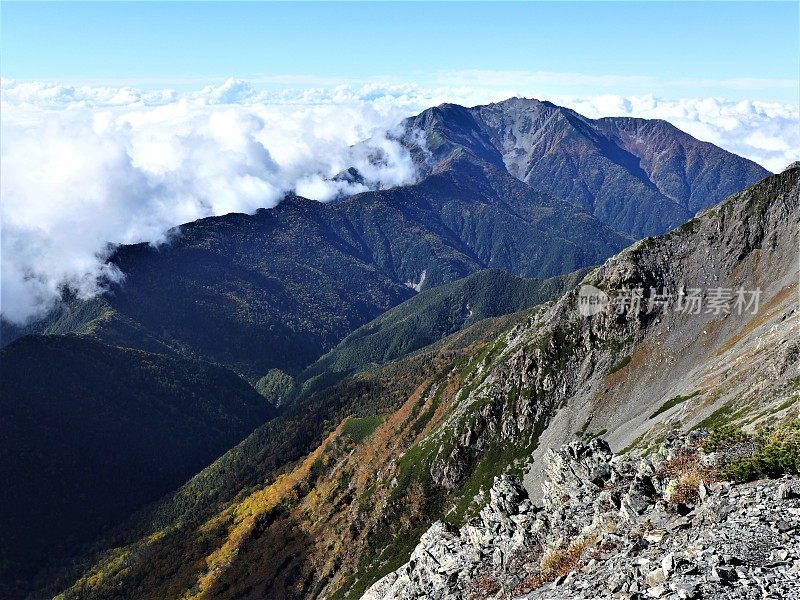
[
  {"x1": 362, "y1": 476, "x2": 546, "y2": 600},
  {"x1": 424, "y1": 166, "x2": 799, "y2": 501},
  {"x1": 361, "y1": 434, "x2": 800, "y2": 600},
  {"x1": 520, "y1": 437, "x2": 800, "y2": 600}
]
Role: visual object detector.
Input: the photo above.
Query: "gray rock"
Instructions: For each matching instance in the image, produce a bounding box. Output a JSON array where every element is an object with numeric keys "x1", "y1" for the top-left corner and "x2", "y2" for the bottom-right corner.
[
  {"x1": 778, "y1": 481, "x2": 800, "y2": 500},
  {"x1": 360, "y1": 436, "x2": 800, "y2": 600},
  {"x1": 673, "y1": 581, "x2": 698, "y2": 599}
]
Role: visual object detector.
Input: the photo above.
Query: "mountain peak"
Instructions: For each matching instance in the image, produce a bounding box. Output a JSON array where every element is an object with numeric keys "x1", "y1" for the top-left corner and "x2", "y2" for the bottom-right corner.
[{"x1": 404, "y1": 97, "x2": 770, "y2": 237}]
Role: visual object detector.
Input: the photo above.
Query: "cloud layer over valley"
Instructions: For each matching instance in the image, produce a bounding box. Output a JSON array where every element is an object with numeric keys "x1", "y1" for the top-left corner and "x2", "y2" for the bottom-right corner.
[
  {"x1": 1, "y1": 78, "x2": 797, "y2": 323},
  {"x1": 0, "y1": 80, "x2": 420, "y2": 323}
]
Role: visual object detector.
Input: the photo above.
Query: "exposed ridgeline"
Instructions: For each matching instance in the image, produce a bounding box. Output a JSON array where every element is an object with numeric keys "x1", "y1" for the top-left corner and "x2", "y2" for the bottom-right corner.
[
  {"x1": 53, "y1": 170, "x2": 796, "y2": 599},
  {"x1": 419, "y1": 164, "x2": 798, "y2": 497},
  {"x1": 363, "y1": 433, "x2": 800, "y2": 600},
  {"x1": 404, "y1": 97, "x2": 770, "y2": 237},
  {"x1": 346, "y1": 166, "x2": 797, "y2": 598},
  {"x1": 2, "y1": 98, "x2": 768, "y2": 382}
]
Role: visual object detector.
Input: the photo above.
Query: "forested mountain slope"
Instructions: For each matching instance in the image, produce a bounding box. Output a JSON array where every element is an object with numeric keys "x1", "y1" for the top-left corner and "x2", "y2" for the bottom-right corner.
[
  {"x1": 52, "y1": 165, "x2": 796, "y2": 600},
  {"x1": 0, "y1": 335, "x2": 275, "y2": 598},
  {"x1": 298, "y1": 268, "x2": 588, "y2": 393}
]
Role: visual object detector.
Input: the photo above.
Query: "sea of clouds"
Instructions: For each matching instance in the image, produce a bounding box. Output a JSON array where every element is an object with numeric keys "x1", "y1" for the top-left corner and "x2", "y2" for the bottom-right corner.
[{"x1": 1, "y1": 77, "x2": 797, "y2": 323}]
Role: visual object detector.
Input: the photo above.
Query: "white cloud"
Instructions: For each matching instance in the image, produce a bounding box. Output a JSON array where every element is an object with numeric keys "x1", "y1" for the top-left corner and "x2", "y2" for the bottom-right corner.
[
  {"x1": 0, "y1": 79, "x2": 421, "y2": 323},
  {"x1": 555, "y1": 94, "x2": 798, "y2": 173},
  {"x1": 1, "y1": 78, "x2": 797, "y2": 323}
]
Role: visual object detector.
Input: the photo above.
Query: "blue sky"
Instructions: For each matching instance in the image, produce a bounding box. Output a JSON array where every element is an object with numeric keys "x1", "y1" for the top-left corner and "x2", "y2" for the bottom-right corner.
[{"x1": 2, "y1": 1, "x2": 798, "y2": 102}]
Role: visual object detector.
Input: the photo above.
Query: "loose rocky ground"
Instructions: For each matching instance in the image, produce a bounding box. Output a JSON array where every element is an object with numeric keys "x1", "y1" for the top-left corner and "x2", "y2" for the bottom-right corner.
[{"x1": 361, "y1": 432, "x2": 800, "y2": 600}]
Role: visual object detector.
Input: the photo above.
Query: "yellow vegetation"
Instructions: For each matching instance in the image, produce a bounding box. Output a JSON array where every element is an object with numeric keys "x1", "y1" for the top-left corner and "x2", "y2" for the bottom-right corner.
[
  {"x1": 186, "y1": 423, "x2": 346, "y2": 599},
  {"x1": 514, "y1": 535, "x2": 597, "y2": 594}
]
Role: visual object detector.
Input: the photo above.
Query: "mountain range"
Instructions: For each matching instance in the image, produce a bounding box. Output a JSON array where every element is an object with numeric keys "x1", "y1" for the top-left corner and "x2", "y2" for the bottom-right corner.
[
  {"x1": 47, "y1": 164, "x2": 799, "y2": 600},
  {"x1": 1, "y1": 100, "x2": 768, "y2": 382},
  {"x1": 0, "y1": 97, "x2": 781, "y2": 599}
]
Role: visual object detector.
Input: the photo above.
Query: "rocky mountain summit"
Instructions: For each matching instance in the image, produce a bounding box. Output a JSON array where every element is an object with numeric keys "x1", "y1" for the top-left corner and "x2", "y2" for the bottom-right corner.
[
  {"x1": 404, "y1": 97, "x2": 770, "y2": 237},
  {"x1": 363, "y1": 432, "x2": 800, "y2": 600}
]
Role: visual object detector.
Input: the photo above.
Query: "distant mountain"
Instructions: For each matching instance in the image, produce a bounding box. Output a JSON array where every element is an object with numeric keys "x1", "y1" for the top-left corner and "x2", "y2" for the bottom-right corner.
[
  {"x1": 0, "y1": 334, "x2": 275, "y2": 596},
  {"x1": 1, "y1": 148, "x2": 628, "y2": 380},
  {"x1": 404, "y1": 97, "x2": 770, "y2": 237}
]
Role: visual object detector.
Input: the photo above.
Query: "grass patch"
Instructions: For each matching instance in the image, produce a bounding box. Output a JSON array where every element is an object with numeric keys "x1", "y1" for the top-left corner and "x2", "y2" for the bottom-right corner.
[
  {"x1": 619, "y1": 432, "x2": 647, "y2": 455},
  {"x1": 775, "y1": 395, "x2": 799, "y2": 413},
  {"x1": 650, "y1": 391, "x2": 701, "y2": 419},
  {"x1": 722, "y1": 420, "x2": 800, "y2": 482},
  {"x1": 656, "y1": 450, "x2": 717, "y2": 505},
  {"x1": 341, "y1": 415, "x2": 386, "y2": 444},
  {"x1": 694, "y1": 399, "x2": 738, "y2": 430},
  {"x1": 588, "y1": 428, "x2": 608, "y2": 439},
  {"x1": 575, "y1": 417, "x2": 591, "y2": 438}
]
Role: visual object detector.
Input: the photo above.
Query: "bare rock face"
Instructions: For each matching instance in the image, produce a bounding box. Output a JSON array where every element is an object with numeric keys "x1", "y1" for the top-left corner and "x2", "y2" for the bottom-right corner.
[
  {"x1": 361, "y1": 435, "x2": 800, "y2": 600},
  {"x1": 361, "y1": 475, "x2": 546, "y2": 600},
  {"x1": 541, "y1": 438, "x2": 614, "y2": 513}
]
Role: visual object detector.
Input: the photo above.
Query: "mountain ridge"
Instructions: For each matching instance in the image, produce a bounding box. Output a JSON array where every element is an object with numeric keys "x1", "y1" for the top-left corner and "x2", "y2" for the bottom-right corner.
[
  {"x1": 404, "y1": 97, "x2": 770, "y2": 237},
  {"x1": 48, "y1": 168, "x2": 798, "y2": 600}
]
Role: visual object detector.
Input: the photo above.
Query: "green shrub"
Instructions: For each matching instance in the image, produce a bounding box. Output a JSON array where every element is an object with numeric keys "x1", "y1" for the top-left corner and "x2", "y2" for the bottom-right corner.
[
  {"x1": 608, "y1": 355, "x2": 631, "y2": 375},
  {"x1": 723, "y1": 457, "x2": 760, "y2": 482},
  {"x1": 650, "y1": 391, "x2": 700, "y2": 419},
  {"x1": 719, "y1": 420, "x2": 800, "y2": 482},
  {"x1": 700, "y1": 424, "x2": 749, "y2": 453}
]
